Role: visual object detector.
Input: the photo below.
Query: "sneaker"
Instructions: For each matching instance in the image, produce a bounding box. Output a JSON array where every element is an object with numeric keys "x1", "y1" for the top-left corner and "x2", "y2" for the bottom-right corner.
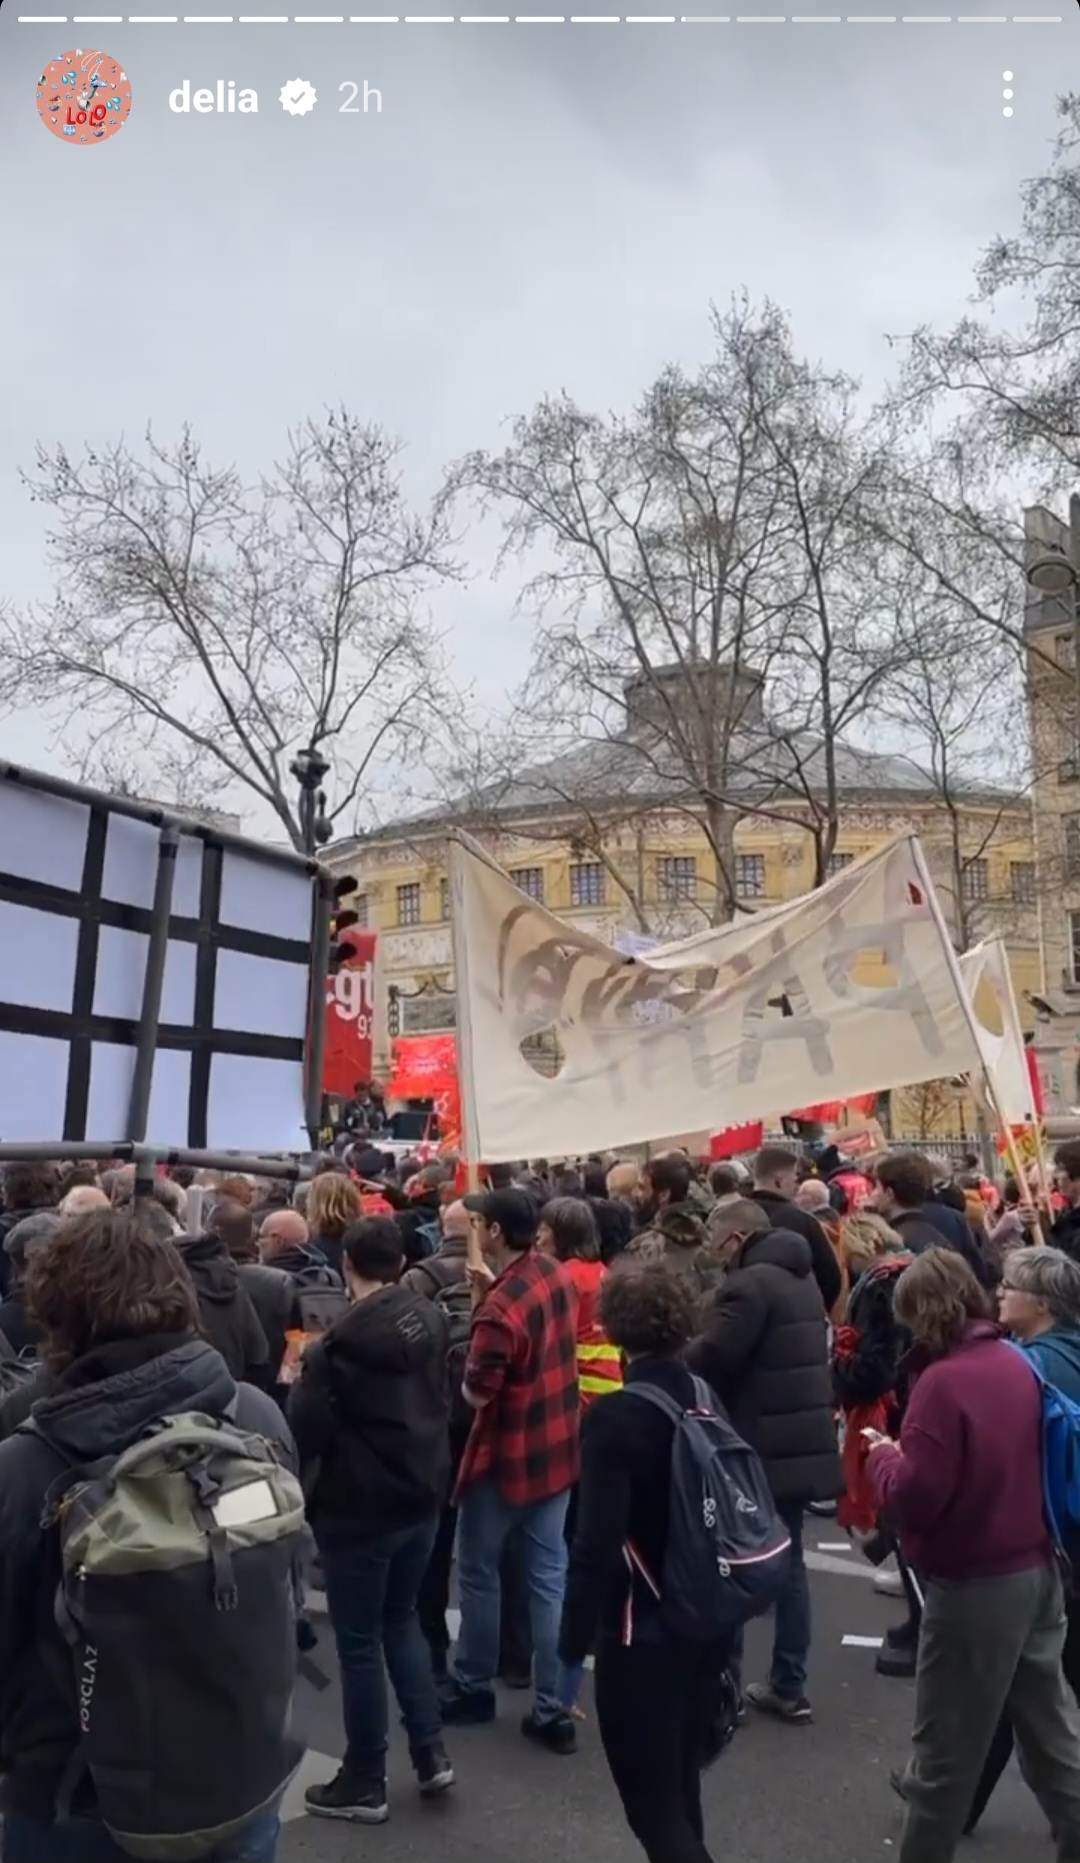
[
  {"x1": 874, "y1": 1563, "x2": 906, "y2": 1598},
  {"x1": 438, "y1": 1679, "x2": 497, "y2": 1725},
  {"x1": 885, "y1": 1619, "x2": 918, "y2": 1651},
  {"x1": 305, "y1": 1770, "x2": 389, "y2": 1824},
  {"x1": 414, "y1": 1742, "x2": 455, "y2": 1796},
  {"x1": 744, "y1": 1683, "x2": 813, "y2": 1724},
  {"x1": 521, "y1": 1709, "x2": 577, "y2": 1755}
]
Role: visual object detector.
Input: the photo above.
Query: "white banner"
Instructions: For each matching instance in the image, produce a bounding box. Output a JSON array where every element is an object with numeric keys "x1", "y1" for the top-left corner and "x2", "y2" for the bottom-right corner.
[
  {"x1": 449, "y1": 831, "x2": 985, "y2": 1162},
  {"x1": 958, "y1": 936, "x2": 1036, "y2": 1128}
]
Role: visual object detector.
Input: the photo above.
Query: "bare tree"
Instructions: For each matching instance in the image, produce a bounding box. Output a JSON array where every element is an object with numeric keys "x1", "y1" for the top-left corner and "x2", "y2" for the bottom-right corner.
[
  {"x1": 894, "y1": 94, "x2": 1080, "y2": 489},
  {"x1": 450, "y1": 299, "x2": 907, "y2": 920},
  {"x1": 902, "y1": 1078, "x2": 965, "y2": 1143},
  {"x1": 876, "y1": 574, "x2": 1028, "y2": 949},
  {"x1": 3, "y1": 409, "x2": 459, "y2": 849},
  {"x1": 870, "y1": 95, "x2": 1080, "y2": 690}
]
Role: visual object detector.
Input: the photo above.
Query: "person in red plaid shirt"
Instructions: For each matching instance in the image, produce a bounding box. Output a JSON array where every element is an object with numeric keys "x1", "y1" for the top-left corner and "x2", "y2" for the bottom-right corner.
[{"x1": 440, "y1": 1188, "x2": 582, "y2": 1754}]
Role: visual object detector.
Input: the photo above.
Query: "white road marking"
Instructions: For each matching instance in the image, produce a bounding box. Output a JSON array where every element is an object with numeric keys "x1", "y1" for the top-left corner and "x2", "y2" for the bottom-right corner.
[{"x1": 842, "y1": 1633, "x2": 885, "y2": 1648}]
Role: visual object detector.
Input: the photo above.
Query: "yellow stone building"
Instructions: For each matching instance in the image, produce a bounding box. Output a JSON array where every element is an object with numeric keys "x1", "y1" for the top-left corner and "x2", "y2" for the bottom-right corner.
[{"x1": 328, "y1": 663, "x2": 1041, "y2": 1142}]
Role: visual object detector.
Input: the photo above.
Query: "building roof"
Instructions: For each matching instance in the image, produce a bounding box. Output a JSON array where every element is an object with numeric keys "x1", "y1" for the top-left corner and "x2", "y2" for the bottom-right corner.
[{"x1": 330, "y1": 717, "x2": 1019, "y2": 860}]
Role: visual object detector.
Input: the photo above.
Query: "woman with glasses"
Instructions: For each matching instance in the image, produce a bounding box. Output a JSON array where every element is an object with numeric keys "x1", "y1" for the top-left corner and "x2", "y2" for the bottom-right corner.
[
  {"x1": 964, "y1": 1247, "x2": 1080, "y2": 1837},
  {"x1": 864, "y1": 1247, "x2": 1080, "y2": 1863}
]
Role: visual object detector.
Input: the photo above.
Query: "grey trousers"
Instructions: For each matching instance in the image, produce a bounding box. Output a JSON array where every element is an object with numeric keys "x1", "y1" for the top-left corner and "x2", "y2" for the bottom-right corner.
[{"x1": 900, "y1": 1564, "x2": 1080, "y2": 1863}]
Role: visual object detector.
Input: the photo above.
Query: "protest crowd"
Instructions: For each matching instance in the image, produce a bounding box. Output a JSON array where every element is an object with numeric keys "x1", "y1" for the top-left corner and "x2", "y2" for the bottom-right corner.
[{"x1": 5, "y1": 1124, "x2": 1080, "y2": 1863}]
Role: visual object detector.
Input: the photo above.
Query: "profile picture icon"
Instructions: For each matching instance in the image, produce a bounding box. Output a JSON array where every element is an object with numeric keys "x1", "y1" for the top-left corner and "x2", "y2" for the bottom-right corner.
[{"x1": 37, "y1": 48, "x2": 133, "y2": 145}]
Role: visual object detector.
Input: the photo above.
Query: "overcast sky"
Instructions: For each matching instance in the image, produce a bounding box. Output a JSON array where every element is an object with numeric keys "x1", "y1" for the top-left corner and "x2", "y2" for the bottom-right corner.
[{"x1": 0, "y1": 0, "x2": 1069, "y2": 827}]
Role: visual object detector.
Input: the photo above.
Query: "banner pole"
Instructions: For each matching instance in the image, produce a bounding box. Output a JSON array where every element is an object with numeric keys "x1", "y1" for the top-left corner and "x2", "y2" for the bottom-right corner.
[
  {"x1": 447, "y1": 836, "x2": 483, "y2": 1204},
  {"x1": 909, "y1": 839, "x2": 1043, "y2": 1242},
  {"x1": 989, "y1": 932, "x2": 1055, "y2": 1217}
]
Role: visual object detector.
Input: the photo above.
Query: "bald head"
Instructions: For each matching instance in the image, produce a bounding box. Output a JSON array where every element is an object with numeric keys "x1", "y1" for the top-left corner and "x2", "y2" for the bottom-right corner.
[
  {"x1": 607, "y1": 1162, "x2": 639, "y2": 1201},
  {"x1": 59, "y1": 1184, "x2": 109, "y2": 1217},
  {"x1": 441, "y1": 1199, "x2": 471, "y2": 1244},
  {"x1": 796, "y1": 1178, "x2": 831, "y2": 1215},
  {"x1": 259, "y1": 1208, "x2": 309, "y2": 1262}
]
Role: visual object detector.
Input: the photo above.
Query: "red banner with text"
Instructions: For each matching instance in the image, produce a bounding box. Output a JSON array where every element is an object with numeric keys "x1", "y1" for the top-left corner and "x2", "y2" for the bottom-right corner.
[{"x1": 323, "y1": 928, "x2": 378, "y2": 1099}]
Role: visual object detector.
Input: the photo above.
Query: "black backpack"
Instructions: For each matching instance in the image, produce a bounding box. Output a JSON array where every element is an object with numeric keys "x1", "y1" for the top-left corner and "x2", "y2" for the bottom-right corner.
[
  {"x1": 412, "y1": 1262, "x2": 473, "y2": 1431},
  {"x1": 0, "y1": 1328, "x2": 36, "y2": 1400},
  {"x1": 292, "y1": 1265, "x2": 349, "y2": 1338},
  {"x1": 624, "y1": 1376, "x2": 791, "y2": 1641}
]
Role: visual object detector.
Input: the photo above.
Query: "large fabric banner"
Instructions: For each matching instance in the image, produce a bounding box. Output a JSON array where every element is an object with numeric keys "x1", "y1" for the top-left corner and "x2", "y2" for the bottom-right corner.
[
  {"x1": 958, "y1": 936, "x2": 1036, "y2": 1128},
  {"x1": 449, "y1": 831, "x2": 984, "y2": 1162},
  {"x1": 323, "y1": 928, "x2": 379, "y2": 1099}
]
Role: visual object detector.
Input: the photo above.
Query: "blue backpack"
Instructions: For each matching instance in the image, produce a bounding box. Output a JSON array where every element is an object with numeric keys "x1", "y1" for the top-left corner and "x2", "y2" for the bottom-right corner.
[
  {"x1": 1010, "y1": 1342, "x2": 1080, "y2": 1556},
  {"x1": 624, "y1": 1377, "x2": 791, "y2": 1641}
]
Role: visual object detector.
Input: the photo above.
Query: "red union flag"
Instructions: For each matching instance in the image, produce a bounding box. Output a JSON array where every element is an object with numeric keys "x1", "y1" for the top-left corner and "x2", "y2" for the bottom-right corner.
[{"x1": 323, "y1": 928, "x2": 378, "y2": 1097}]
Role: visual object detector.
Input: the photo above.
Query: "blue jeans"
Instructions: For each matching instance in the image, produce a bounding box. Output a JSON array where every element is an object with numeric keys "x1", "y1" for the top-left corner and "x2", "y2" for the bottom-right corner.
[
  {"x1": 771, "y1": 1502, "x2": 811, "y2": 1700},
  {"x1": 319, "y1": 1516, "x2": 443, "y2": 1782},
  {"x1": 453, "y1": 1480, "x2": 569, "y2": 1722},
  {"x1": 1, "y1": 1811, "x2": 279, "y2": 1861}
]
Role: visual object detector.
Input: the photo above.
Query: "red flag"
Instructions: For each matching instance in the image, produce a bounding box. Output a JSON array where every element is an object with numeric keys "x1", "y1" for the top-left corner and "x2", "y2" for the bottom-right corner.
[{"x1": 709, "y1": 1121, "x2": 764, "y2": 1160}]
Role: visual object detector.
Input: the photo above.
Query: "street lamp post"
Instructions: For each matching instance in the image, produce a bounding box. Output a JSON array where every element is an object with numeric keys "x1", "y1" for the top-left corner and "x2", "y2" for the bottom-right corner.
[
  {"x1": 290, "y1": 746, "x2": 332, "y2": 856},
  {"x1": 1028, "y1": 492, "x2": 1080, "y2": 717}
]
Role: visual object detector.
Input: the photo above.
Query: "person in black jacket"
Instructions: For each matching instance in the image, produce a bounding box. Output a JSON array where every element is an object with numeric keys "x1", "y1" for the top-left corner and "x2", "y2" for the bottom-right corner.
[
  {"x1": 0, "y1": 1213, "x2": 59, "y2": 1356},
  {"x1": 686, "y1": 1226, "x2": 841, "y2": 1725},
  {"x1": 561, "y1": 1261, "x2": 734, "y2": 1863},
  {"x1": 212, "y1": 1199, "x2": 297, "y2": 1390},
  {"x1": 0, "y1": 1207, "x2": 291, "y2": 1863},
  {"x1": 0, "y1": 1161, "x2": 59, "y2": 1301},
  {"x1": 750, "y1": 1145, "x2": 842, "y2": 1314},
  {"x1": 871, "y1": 1152, "x2": 989, "y2": 1287},
  {"x1": 176, "y1": 1228, "x2": 270, "y2": 1388},
  {"x1": 1051, "y1": 1141, "x2": 1080, "y2": 1262},
  {"x1": 290, "y1": 1217, "x2": 454, "y2": 1825}
]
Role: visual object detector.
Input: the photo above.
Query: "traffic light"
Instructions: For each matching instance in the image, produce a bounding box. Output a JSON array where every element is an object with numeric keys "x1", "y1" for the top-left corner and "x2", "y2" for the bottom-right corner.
[{"x1": 329, "y1": 874, "x2": 361, "y2": 974}]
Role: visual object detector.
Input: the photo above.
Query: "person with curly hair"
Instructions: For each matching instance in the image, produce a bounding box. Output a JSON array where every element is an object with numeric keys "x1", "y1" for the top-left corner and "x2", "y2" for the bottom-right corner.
[
  {"x1": 560, "y1": 1262, "x2": 733, "y2": 1863},
  {"x1": 865, "y1": 1247, "x2": 1080, "y2": 1863}
]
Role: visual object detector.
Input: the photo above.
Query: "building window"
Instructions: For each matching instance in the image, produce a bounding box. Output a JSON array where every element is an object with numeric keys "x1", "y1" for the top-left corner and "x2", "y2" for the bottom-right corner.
[
  {"x1": 1070, "y1": 911, "x2": 1080, "y2": 986},
  {"x1": 353, "y1": 893, "x2": 369, "y2": 928},
  {"x1": 510, "y1": 866, "x2": 544, "y2": 903},
  {"x1": 1067, "y1": 817, "x2": 1080, "y2": 881},
  {"x1": 570, "y1": 861, "x2": 605, "y2": 908},
  {"x1": 961, "y1": 859, "x2": 989, "y2": 904},
  {"x1": 659, "y1": 855, "x2": 697, "y2": 902},
  {"x1": 734, "y1": 853, "x2": 766, "y2": 899},
  {"x1": 827, "y1": 852, "x2": 853, "y2": 877},
  {"x1": 440, "y1": 878, "x2": 450, "y2": 921},
  {"x1": 396, "y1": 882, "x2": 421, "y2": 927},
  {"x1": 1010, "y1": 861, "x2": 1036, "y2": 905}
]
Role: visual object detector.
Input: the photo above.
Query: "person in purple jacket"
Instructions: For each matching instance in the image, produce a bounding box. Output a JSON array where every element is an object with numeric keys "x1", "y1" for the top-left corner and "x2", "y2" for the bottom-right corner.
[{"x1": 864, "y1": 1246, "x2": 1080, "y2": 1863}]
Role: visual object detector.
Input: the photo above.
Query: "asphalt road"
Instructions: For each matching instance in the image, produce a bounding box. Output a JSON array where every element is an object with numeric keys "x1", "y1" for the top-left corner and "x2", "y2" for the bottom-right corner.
[{"x1": 278, "y1": 1549, "x2": 1053, "y2": 1863}]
